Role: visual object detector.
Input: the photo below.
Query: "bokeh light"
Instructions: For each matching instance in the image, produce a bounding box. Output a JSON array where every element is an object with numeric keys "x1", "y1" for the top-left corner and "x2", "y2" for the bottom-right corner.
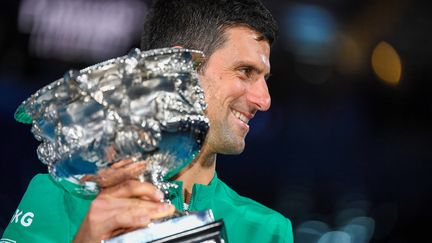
[
  {"x1": 371, "y1": 41, "x2": 402, "y2": 86},
  {"x1": 283, "y1": 3, "x2": 337, "y2": 66},
  {"x1": 342, "y1": 217, "x2": 375, "y2": 243},
  {"x1": 18, "y1": 0, "x2": 147, "y2": 62},
  {"x1": 317, "y1": 231, "x2": 351, "y2": 243},
  {"x1": 292, "y1": 192, "x2": 376, "y2": 243},
  {"x1": 296, "y1": 220, "x2": 330, "y2": 243}
]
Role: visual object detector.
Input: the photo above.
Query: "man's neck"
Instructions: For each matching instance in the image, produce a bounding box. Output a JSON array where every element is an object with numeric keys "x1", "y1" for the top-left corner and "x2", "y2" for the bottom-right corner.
[{"x1": 172, "y1": 150, "x2": 216, "y2": 204}]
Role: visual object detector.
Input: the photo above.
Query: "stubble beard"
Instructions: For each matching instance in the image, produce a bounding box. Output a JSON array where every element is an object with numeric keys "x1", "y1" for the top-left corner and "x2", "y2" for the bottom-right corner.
[{"x1": 208, "y1": 120, "x2": 246, "y2": 155}]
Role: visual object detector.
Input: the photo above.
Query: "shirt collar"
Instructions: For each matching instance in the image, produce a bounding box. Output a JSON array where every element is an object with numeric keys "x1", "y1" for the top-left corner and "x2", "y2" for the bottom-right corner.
[
  {"x1": 167, "y1": 172, "x2": 218, "y2": 209},
  {"x1": 190, "y1": 171, "x2": 218, "y2": 204}
]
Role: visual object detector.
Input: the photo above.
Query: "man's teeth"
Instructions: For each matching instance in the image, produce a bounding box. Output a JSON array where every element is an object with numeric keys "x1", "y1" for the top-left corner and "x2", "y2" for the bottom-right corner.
[{"x1": 232, "y1": 110, "x2": 249, "y2": 124}]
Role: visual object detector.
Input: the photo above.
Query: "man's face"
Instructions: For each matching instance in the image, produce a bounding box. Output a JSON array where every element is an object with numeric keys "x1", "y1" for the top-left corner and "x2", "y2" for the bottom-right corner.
[{"x1": 199, "y1": 26, "x2": 271, "y2": 155}]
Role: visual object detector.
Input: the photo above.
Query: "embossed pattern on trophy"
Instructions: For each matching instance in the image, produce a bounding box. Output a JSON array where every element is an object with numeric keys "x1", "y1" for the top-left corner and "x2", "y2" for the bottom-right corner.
[{"x1": 15, "y1": 48, "x2": 209, "y2": 197}]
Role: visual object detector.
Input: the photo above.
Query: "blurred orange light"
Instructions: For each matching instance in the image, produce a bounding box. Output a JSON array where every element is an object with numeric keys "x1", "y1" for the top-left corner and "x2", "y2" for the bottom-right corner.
[{"x1": 371, "y1": 41, "x2": 402, "y2": 86}]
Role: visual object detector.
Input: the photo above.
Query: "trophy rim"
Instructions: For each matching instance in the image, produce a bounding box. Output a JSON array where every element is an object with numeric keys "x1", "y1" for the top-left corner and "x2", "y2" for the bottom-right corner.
[{"x1": 14, "y1": 47, "x2": 205, "y2": 124}]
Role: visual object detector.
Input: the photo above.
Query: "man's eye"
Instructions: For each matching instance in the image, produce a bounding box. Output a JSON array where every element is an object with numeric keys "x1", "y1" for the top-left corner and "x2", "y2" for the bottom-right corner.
[{"x1": 239, "y1": 67, "x2": 252, "y2": 77}]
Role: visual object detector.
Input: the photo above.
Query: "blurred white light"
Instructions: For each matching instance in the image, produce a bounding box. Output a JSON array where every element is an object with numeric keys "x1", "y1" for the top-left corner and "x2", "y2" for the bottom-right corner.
[
  {"x1": 18, "y1": 0, "x2": 147, "y2": 62},
  {"x1": 335, "y1": 208, "x2": 368, "y2": 225},
  {"x1": 297, "y1": 220, "x2": 330, "y2": 235},
  {"x1": 343, "y1": 217, "x2": 375, "y2": 243},
  {"x1": 318, "y1": 231, "x2": 351, "y2": 243},
  {"x1": 294, "y1": 193, "x2": 377, "y2": 243},
  {"x1": 295, "y1": 220, "x2": 330, "y2": 243}
]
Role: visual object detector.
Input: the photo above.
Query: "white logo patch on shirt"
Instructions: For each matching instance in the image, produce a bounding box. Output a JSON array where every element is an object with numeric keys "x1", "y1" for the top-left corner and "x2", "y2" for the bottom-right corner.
[{"x1": 10, "y1": 209, "x2": 34, "y2": 227}]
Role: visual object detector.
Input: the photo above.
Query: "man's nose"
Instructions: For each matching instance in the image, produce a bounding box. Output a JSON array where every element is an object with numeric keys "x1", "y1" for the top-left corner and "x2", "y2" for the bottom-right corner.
[{"x1": 247, "y1": 78, "x2": 271, "y2": 111}]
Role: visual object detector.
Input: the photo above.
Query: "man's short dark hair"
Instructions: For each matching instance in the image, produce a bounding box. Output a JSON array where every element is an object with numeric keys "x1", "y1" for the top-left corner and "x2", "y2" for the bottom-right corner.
[{"x1": 140, "y1": 0, "x2": 278, "y2": 57}]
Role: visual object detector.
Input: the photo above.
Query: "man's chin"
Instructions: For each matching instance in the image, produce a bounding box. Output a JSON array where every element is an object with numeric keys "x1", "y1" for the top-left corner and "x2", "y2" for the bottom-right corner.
[{"x1": 220, "y1": 142, "x2": 245, "y2": 155}]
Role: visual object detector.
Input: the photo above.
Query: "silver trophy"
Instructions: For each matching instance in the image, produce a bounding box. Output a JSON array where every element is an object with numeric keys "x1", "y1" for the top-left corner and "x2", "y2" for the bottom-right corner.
[{"x1": 15, "y1": 48, "x2": 224, "y2": 242}]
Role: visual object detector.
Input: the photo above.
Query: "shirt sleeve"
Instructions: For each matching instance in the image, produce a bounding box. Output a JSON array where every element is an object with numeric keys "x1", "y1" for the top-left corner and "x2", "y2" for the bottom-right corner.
[
  {"x1": 1, "y1": 174, "x2": 71, "y2": 243},
  {"x1": 263, "y1": 212, "x2": 294, "y2": 243},
  {"x1": 282, "y1": 217, "x2": 294, "y2": 243}
]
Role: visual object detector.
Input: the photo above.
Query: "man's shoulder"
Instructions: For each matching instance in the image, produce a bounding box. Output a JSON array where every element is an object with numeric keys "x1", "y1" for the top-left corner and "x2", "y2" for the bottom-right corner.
[
  {"x1": 26, "y1": 173, "x2": 57, "y2": 189},
  {"x1": 5, "y1": 173, "x2": 66, "y2": 217},
  {"x1": 213, "y1": 178, "x2": 293, "y2": 243},
  {"x1": 15, "y1": 173, "x2": 63, "y2": 204},
  {"x1": 214, "y1": 178, "x2": 291, "y2": 224}
]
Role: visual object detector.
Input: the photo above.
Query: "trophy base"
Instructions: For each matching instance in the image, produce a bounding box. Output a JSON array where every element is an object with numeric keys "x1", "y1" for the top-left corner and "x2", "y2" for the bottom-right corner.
[{"x1": 104, "y1": 210, "x2": 225, "y2": 243}]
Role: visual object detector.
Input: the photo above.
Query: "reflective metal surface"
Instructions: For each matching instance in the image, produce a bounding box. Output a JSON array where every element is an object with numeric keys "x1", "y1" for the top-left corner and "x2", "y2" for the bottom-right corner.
[{"x1": 15, "y1": 47, "x2": 209, "y2": 197}]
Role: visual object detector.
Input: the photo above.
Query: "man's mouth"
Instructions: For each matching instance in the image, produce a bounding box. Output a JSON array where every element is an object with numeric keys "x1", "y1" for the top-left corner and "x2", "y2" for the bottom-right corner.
[{"x1": 231, "y1": 109, "x2": 250, "y2": 125}]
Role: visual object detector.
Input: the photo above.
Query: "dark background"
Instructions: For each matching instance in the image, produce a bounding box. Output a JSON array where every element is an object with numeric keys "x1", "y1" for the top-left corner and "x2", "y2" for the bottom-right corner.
[{"x1": 1, "y1": 0, "x2": 431, "y2": 242}]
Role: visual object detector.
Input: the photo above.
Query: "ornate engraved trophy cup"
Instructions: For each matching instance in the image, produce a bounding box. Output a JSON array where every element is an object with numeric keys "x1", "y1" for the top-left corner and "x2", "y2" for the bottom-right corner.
[{"x1": 15, "y1": 48, "x2": 225, "y2": 242}]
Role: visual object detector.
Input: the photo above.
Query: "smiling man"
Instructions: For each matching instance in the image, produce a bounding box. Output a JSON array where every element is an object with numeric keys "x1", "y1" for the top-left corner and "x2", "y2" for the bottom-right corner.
[
  {"x1": 139, "y1": 2, "x2": 292, "y2": 241},
  {"x1": 2, "y1": 0, "x2": 293, "y2": 242},
  {"x1": 197, "y1": 26, "x2": 272, "y2": 155}
]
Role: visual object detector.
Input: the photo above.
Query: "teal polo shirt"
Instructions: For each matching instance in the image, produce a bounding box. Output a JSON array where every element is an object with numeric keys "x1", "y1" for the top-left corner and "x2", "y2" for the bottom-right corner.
[{"x1": 2, "y1": 174, "x2": 293, "y2": 243}]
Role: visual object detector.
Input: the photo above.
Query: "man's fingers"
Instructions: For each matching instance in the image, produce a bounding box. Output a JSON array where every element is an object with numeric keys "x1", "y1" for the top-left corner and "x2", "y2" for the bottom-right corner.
[
  {"x1": 74, "y1": 182, "x2": 175, "y2": 242},
  {"x1": 97, "y1": 161, "x2": 147, "y2": 188},
  {"x1": 101, "y1": 180, "x2": 164, "y2": 201},
  {"x1": 99, "y1": 197, "x2": 165, "y2": 213},
  {"x1": 102, "y1": 210, "x2": 151, "y2": 238},
  {"x1": 110, "y1": 158, "x2": 134, "y2": 169},
  {"x1": 149, "y1": 204, "x2": 176, "y2": 220},
  {"x1": 95, "y1": 199, "x2": 175, "y2": 237},
  {"x1": 114, "y1": 198, "x2": 176, "y2": 220}
]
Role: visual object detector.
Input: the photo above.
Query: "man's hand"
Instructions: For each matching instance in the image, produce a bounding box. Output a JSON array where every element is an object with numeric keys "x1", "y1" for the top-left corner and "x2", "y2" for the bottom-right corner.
[{"x1": 73, "y1": 159, "x2": 176, "y2": 243}]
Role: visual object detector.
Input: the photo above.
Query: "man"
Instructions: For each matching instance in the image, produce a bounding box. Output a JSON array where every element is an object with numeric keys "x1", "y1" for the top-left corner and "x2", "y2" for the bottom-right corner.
[{"x1": 2, "y1": 0, "x2": 293, "y2": 242}]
